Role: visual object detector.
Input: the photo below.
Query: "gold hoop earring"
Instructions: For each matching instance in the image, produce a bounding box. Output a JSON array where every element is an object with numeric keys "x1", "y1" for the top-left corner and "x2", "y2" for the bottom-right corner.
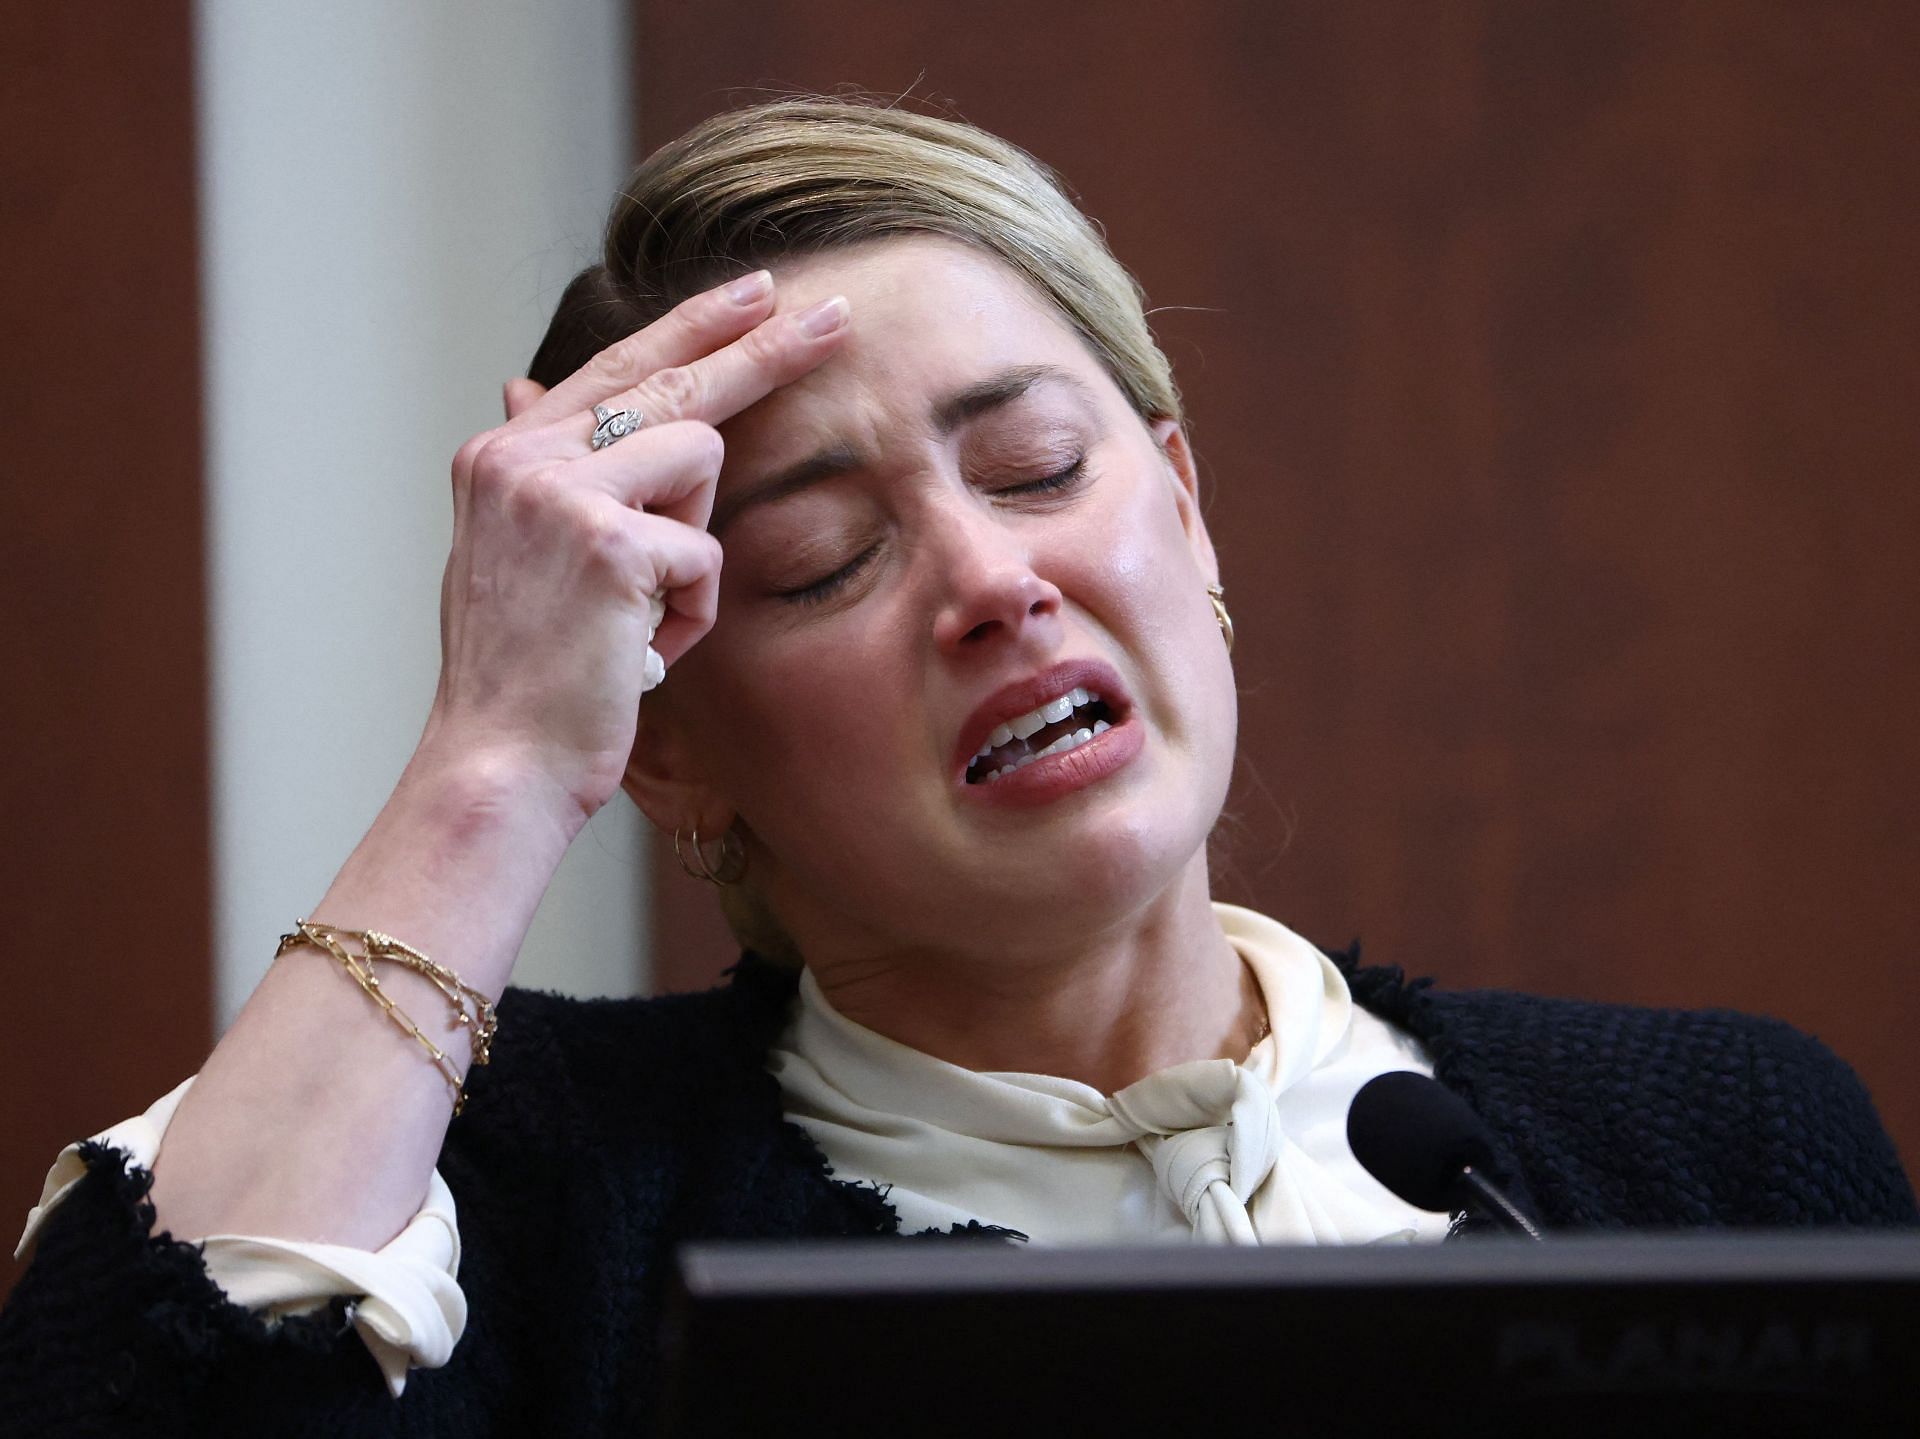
[
  {"x1": 673, "y1": 826, "x2": 748, "y2": 887},
  {"x1": 1207, "y1": 583, "x2": 1234, "y2": 655}
]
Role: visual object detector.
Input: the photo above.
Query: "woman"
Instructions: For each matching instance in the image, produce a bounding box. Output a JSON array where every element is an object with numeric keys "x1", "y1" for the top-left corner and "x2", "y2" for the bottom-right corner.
[{"x1": 3, "y1": 99, "x2": 1912, "y2": 1435}]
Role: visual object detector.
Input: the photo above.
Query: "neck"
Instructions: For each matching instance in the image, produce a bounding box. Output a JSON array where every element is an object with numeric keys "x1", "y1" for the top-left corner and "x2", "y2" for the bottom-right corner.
[{"x1": 801, "y1": 857, "x2": 1260, "y2": 1094}]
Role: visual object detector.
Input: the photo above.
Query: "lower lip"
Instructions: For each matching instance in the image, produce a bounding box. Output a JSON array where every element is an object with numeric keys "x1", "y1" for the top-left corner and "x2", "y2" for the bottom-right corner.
[{"x1": 960, "y1": 716, "x2": 1144, "y2": 807}]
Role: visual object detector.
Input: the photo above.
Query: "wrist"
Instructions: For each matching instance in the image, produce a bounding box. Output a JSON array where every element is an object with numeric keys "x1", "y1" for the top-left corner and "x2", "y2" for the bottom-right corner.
[
  {"x1": 397, "y1": 737, "x2": 596, "y2": 853},
  {"x1": 310, "y1": 743, "x2": 589, "y2": 998}
]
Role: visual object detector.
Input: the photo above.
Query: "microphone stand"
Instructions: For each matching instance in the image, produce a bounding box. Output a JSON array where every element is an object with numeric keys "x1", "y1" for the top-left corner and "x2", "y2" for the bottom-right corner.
[{"x1": 1459, "y1": 1166, "x2": 1543, "y2": 1241}]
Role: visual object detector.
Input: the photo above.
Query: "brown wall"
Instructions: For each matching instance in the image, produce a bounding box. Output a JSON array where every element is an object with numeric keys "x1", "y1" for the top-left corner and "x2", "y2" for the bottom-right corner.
[
  {"x1": 0, "y1": 6, "x2": 212, "y2": 1297},
  {"x1": 0, "y1": 0, "x2": 1906, "y2": 1317},
  {"x1": 638, "y1": 2, "x2": 1920, "y2": 1179}
]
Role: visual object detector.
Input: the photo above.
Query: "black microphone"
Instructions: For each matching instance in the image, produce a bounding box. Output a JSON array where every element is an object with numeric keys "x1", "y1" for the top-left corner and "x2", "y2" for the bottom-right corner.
[{"x1": 1346, "y1": 1071, "x2": 1543, "y2": 1240}]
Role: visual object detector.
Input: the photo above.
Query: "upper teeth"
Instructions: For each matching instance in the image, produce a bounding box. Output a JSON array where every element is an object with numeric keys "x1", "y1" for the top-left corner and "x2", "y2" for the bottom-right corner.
[{"x1": 977, "y1": 687, "x2": 1101, "y2": 757}]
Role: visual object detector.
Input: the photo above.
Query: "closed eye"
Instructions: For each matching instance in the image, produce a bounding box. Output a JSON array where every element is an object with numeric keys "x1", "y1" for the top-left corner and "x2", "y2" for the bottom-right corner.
[
  {"x1": 775, "y1": 544, "x2": 879, "y2": 606},
  {"x1": 994, "y1": 456, "x2": 1087, "y2": 499},
  {"x1": 774, "y1": 457, "x2": 1085, "y2": 607}
]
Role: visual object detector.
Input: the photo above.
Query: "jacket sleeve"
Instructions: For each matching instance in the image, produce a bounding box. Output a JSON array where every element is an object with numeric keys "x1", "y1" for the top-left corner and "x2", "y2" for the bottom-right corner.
[
  {"x1": 1738, "y1": 1014, "x2": 1919, "y2": 1226},
  {"x1": 0, "y1": 988, "x2": 635, "y2": 1437},
  {"x1": 14, "y1": 1075, "x2": 465, "y2": 1401},
  {"x1": 0, "y1": 1144, "x2": 430, "y2": 1439}
]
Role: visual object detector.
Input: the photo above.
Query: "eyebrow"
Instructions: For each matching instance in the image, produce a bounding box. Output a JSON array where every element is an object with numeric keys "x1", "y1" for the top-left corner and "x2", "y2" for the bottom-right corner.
[{"x1": 709, "y1": 364, "x2": 1095, "y2": 536}]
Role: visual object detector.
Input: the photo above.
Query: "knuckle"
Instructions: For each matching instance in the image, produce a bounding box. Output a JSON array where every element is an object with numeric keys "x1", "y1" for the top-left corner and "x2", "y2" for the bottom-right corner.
[
  {"x1": 552, "y1": 491, "x2": 618, "y2": 564},
  {"x1": 466, "y1": 432, "x2": 526, "y2": 497},
  {"x1": 582, "y1": 506, "x2": 626, "y2": 559},
  {"x1": 740, "y1": 322, "x2": 786, "y2": 366},
  {"x1": 452, "y1": 431, "x2": 492, "y2": 480},
  {"x1": 503, "y1": 466, "x2": 564, "y2": 526},
  {"x1": 643, "y1": 364, "x2": 702, "y2": 419},
  {"x1": 604, "y1": 541, "x2": 662, "y2": 611},
  {"x1": 590, "y1": 330, "x2": 648, "y2": 384},
  {"x1": 670, "y1": 288, "x2": 722, "y2": 334}
]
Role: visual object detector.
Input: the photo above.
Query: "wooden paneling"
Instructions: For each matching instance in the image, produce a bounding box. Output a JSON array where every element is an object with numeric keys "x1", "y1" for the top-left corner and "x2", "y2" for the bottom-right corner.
[
  {"x1": 0, "y1": 5, "x2": 211, "y2": 1295},
  {"x1": 635, "y1": 2, "x2": 1920, "y2": 1179}
]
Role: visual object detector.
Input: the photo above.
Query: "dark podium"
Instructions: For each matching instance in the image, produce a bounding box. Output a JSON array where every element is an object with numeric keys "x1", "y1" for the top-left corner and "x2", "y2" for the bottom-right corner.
[{"x1": 660, "y1": 1233, "x2": 1918, "y2": 1436}]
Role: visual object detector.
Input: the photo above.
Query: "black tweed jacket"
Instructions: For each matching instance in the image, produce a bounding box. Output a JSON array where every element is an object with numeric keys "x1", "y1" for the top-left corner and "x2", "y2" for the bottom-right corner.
[{"x1": 2, "y1": 951, "x2": 1912, "y2": 1437}]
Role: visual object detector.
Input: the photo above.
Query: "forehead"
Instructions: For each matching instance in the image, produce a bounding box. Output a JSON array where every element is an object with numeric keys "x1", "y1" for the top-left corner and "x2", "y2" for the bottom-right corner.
[{"x1": 717, "y1": 237, "x2": 1115, "y2": 476}]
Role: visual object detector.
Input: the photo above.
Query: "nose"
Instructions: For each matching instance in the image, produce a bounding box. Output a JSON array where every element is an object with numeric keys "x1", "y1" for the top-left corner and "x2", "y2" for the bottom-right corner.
[{"x1": 929, "y1": 507, "x2": 1063, "y2": 656}]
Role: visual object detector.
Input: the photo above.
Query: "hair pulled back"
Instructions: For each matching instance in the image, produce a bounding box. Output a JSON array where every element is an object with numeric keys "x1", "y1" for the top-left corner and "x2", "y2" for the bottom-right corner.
[{"x1": 528, "y1": 98, "x2": 1179, "y2": 425}]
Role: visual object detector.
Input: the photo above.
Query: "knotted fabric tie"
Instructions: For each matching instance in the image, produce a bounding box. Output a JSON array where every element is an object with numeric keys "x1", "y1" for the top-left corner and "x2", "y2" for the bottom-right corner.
[{"x1": 1108, "y1": 1061, "x2": 1281, "y2": 1243}]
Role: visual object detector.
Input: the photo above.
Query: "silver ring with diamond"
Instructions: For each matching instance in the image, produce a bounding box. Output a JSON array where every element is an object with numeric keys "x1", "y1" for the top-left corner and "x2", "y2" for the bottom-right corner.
[{"x1": 590, "y1": 404, "x2": 648, "y2": 451}]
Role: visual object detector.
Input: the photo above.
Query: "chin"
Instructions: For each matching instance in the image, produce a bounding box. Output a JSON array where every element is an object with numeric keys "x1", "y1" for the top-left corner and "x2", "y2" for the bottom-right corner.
[
  {"x1": 945, "y1": 800, "x2": 1214, "y2": 944},
  {"x1": 785, "y1": 733, "x2": 1234, "y2": 955}
]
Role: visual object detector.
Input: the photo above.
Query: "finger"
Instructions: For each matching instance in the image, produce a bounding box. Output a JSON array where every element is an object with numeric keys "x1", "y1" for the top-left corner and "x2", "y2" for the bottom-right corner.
[
  {"x1": 595, "y1": 503, "x2": 723, "y2": 669},
  {"x1": 511, "y1": 270, "x2": 776, "y2": 432},
  {"x1": 502, "y1": 376, "x2": 546, "y2": 421},
  {"x1": 567, "y1": 419, "x2": 725, "y2": 529},
  {"x1": 456, "y1": 414, "x2": 721, "y2": 537},
  {"x1": 574, "y1": 292, "x2": 849, "y2": 463}
]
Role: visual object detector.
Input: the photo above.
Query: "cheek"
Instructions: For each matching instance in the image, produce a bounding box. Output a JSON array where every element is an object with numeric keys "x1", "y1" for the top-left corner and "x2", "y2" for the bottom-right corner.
[
  {"x1": 681, "y1": 613, "x2": 916, "y2": 825},
  {"x1": 1067, "y1": 468, "x2": 1234, "y2": 756},
  {"x1": 1073, "y1": 468, "x2": 1204, "y2": 641}
]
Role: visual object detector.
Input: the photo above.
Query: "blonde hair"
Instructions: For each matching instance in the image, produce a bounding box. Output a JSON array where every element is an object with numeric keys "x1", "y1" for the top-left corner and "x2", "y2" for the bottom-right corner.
[
  {"x1": 529, "y1": 98, "x2": 1180, "y2": 424},
  {"x1": 528, "y1": 98, "x2": 1182, "y2": 962}
]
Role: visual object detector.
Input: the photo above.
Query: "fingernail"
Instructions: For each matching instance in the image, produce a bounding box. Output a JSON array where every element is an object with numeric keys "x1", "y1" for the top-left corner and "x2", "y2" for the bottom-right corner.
[
  {"x1": 725, "y1": 269, "x2": 772, "y2": 304},
  {"x1": 795, "y1": 295, "x2": 850, "y2": 338}
]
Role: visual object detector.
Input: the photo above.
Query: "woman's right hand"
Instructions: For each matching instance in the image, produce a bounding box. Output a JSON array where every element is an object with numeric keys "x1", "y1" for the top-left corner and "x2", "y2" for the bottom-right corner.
[
  {"x1": 419, "y1": 271, "x2": 850, "y2": 827},
  {"x1": 144, "y1": 274, "x2": 849, "y2": 1250}
]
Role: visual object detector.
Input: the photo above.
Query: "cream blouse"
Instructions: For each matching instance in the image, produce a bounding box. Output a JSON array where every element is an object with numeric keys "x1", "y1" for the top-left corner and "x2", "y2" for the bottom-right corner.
[
  {"x1": 772, "y1": 904, "x2": 1450, "y2": 1246},
  {"x1": 17, "y1": 903, "x2": 1446, "y2": 1396}
]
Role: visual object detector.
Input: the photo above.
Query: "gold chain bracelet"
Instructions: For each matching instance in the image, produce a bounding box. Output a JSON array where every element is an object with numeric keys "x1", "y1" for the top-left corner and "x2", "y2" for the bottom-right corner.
[{"x1": 276, "y1": 919, "x2": 499, "y2": 1115}]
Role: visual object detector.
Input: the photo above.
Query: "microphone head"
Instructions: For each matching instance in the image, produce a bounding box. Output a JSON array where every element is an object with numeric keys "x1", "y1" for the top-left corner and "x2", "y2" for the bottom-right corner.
[{"x1": 1346, "y1": 1071, "x2": 1501, "y2": 1213}]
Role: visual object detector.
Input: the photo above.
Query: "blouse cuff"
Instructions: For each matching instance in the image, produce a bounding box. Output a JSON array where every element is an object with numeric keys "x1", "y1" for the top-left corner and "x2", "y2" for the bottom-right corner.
[{"x1": 14, "y1": 1076, "x2": 466, "y2": 1399}]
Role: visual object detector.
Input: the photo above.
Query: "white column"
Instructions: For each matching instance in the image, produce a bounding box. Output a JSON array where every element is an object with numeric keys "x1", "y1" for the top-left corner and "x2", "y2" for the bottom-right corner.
[{"x1": 196, "y1": 1, "x2": 645, "y2": 1025}]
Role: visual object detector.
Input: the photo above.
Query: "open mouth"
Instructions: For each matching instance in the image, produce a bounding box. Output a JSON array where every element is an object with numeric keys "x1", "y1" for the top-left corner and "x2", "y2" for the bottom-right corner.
[{"x1": 964, "y1": 686, "x2": 1115, "y2": 785}]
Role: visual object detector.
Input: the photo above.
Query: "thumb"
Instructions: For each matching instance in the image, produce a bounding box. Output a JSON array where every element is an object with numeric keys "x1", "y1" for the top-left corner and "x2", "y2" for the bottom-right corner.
[{"x1": 502, "y1": 376, "x2": 548, "y2": 422}]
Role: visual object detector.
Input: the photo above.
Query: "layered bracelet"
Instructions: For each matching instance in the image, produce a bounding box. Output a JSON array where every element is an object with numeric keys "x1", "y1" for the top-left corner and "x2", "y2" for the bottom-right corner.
[{"x1": 276, "y1": 919, "x2": 499, "y2": 1114}]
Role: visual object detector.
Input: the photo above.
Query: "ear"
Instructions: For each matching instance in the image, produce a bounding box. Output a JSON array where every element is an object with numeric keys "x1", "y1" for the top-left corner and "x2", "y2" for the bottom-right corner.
[
  {"x1": 619, "y1": 690, "x2": 736, "y2": 840},
  {"x1": 1150, "y1": 418, "x2": 1219, "y2": 586}
]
